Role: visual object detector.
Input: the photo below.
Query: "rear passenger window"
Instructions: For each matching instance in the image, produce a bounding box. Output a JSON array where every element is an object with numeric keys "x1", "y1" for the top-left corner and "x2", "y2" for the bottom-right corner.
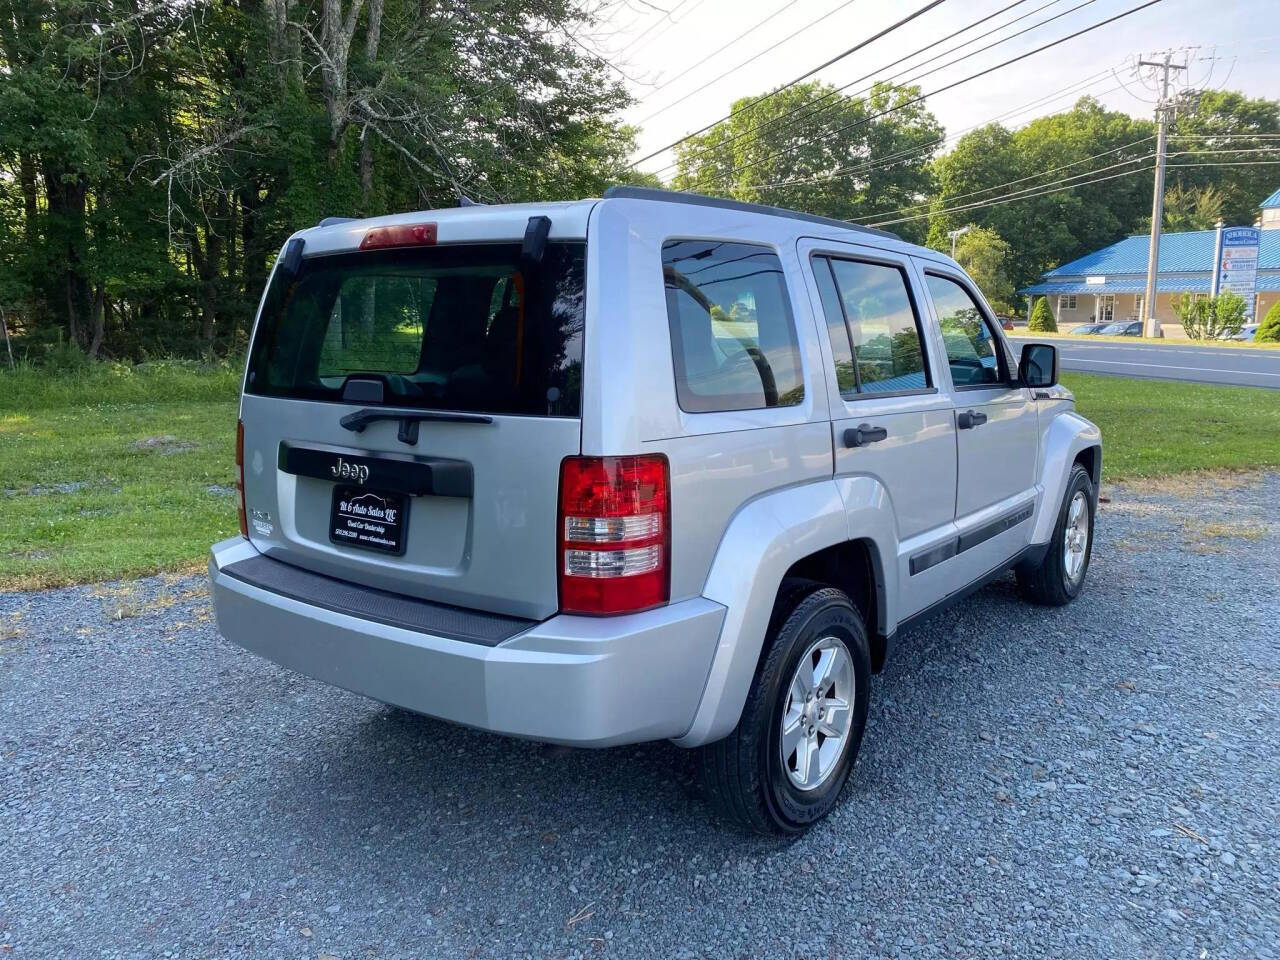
[
  {"x1": 815, "y1": 256, "x2": 929, "y2": 396},
  {"x1": 663, "y1": 240, "x2": 804, "y2": 413},
  {"x1": 924, "y1": 273, "x2": 1004, "y2": 388}
]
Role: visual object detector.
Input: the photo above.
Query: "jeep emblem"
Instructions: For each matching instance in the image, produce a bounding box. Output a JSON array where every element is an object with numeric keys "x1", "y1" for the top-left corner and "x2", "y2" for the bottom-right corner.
[{"x1": 330, "y1": 456, "x2": 370, "y2": 484}]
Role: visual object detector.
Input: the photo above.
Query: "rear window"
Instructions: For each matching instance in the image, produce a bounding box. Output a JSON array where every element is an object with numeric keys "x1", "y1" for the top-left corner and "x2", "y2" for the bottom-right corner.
[{"x1": 246, "y1": 241, "x2": 585, "y2": 417}]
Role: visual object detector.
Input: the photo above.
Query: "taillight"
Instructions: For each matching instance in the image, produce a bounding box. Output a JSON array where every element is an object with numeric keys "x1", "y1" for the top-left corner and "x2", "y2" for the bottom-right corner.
[
  {"x1": 359, "y1": 222, "x2": 437, "y2": 250},
  {"x1": 235, "y1": 419, "x2": 248, "y2": 539},
  {"x1": 558, "y1": 455, "x2": 670, "y2": 615}
]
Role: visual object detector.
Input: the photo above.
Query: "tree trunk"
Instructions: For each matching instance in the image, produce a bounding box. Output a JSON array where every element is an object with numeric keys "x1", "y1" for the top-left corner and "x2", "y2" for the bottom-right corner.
[
  {"x1": 358, "y1": 0, "x2": 385, "y2": 213},
  {"x1": 43, "y1": 164, "x2": 93, "y2": 350},
  {"x1": 87, "y1": 283, "x2": 106, "y2": 358},
  {"x1": 18, "y1": 153, "x2": 39, "y2": 246},
  {"x1": 188, "y1": 227, "x2": 219, "y2": 346}
]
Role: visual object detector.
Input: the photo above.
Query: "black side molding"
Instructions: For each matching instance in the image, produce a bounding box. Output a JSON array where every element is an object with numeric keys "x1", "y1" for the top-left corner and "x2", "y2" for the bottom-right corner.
[
  {"x1": 278, "y1": 441, "x2": 472, "y2": 498},
  {"x1": 895, "y1": 542, "x2": 1050, "y2": 637},
  {"x1": 909, "y1": 504, "x2": 1035, "y2": 576},
  {"x1": 956, "y1": 504, "x2": 1034, "y2": 554}
]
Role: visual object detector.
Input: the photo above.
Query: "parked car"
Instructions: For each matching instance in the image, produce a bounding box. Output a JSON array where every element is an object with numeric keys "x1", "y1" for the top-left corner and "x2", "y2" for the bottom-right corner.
[
  {"x1": 210, "y1": 187, "x2": 1102, "y2": 834},
  {"x1": 1097, "y1": 320, "x2": 1142, "y2": 336},
  {"x1": 1231, "y1": 323, "x2": 1260, "y2": 342},
  {"x1": 996, "y1": 315, "x2": 1016, "y2": 330},
  {"x1": 1070, "y1": 322, "x2": 1108, "y2": 335}
]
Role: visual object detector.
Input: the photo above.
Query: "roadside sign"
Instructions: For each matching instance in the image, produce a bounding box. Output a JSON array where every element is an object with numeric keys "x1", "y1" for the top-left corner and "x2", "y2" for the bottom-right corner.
[{"x1": 1213, "y1": 226, "x2": 1260, "y2": 317}]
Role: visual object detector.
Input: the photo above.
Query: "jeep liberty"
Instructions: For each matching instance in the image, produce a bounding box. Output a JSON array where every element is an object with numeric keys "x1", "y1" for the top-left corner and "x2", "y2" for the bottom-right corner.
[{"x1": 210, "y1": 187, "x2": 1101, "y2": 833}]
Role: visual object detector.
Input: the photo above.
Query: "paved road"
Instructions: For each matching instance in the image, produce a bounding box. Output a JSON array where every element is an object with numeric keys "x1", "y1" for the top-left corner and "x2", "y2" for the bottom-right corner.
[
  {"x1": 4, "y1": 474, "x2": 1280, "y2": 959},
  {"x1": 1021, "y1": 336, "x2": 1280, "y2": 389}
]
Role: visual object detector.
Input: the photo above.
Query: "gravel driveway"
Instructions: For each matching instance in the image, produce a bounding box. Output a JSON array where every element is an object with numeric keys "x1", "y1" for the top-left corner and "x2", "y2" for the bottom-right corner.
[{"x1": 3, "y1": 474, "x2": 1278, "y2": 960}]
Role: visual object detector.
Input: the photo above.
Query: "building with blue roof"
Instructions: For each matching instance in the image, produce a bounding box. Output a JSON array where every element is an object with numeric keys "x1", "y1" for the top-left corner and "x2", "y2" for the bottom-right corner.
[{"x1": 1021, "y1": 188, "x2": 1279, "y2": 332}]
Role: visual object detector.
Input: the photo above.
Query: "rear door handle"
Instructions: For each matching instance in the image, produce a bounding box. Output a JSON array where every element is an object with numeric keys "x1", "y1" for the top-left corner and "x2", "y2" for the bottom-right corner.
[
  {"x1": 844, "y1": 423, "x2": 888, "y2": 447},
  {"x1": 957, "y1": 410, "x2": 988, "y2": 430}
]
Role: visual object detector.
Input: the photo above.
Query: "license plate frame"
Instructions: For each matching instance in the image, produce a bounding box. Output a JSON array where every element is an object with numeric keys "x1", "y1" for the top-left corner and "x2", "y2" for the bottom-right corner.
[{"x1": 329, "y1": 485, "x2": 409, "y2": 556}]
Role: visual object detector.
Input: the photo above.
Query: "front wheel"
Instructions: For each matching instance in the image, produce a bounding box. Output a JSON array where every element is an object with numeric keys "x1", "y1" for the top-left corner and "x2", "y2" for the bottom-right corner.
[
  {"x1": 1017, "y1": 462, "x2": 1095, "y2": 606},
  {"x1": 697, "y1": 586, "x2": 871, "y2": 835}
]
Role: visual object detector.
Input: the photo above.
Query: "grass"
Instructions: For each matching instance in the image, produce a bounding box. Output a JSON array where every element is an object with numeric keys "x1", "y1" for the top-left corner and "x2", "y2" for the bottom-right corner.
[
  {"x1": 1, "y1": 364, "x2": 1276, "y2": 592},
  {"x1": 0, "y1": 362, "x2": 241, "y2": 591},
  {"x1": 1062, "y1": 373, "x2": 1280, "y2": 480}
]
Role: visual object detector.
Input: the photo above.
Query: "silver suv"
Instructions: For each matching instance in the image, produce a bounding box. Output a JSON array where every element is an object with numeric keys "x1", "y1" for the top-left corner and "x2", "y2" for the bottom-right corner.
[{"x1": 210, "y1": 187, "x2": 1101, "y2": 834}]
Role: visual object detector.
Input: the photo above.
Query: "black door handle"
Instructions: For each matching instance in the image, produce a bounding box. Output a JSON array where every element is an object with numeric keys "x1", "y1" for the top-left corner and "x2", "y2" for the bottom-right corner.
[
  {"x1": 957, "y1": 410, "x2": 988, "y2": 430},
  {"x1": 844, "y1": 423, "x2": 888, "y2": 447}
]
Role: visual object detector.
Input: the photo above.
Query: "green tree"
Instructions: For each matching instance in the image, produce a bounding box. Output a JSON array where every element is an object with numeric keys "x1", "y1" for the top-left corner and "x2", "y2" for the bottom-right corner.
[
  {"x1": 672, "y1": 81, "x2": 942, "y2": 244},
  {"x1": 1161, "y1": 183, "x2": 1225, "y2": 231},
  {"x1": 927, "y1": 97, "x2": 1154, "y2": 297},
  {"x1": 1254, "y1": 301, "x2": 1280, "y2": 343},
  {"x1": 1028, "y1": 297, "x2": 1057, "y2": 333},
  {"x1": 1170, "y1": 90, "x2": 1280, "y2": 226},
  {"x1": 0, "y1": 0, "x2": 641, "y2": 361},
  {"x1": 946, "y1": 226, "x2": 1014, "y2": 313}
]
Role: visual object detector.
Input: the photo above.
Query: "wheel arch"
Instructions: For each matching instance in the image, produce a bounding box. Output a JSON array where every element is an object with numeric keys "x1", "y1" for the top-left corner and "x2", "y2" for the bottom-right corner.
[
  {"x1": 673, "y1": 478, "x2": 897, "y2": 748},
  {"x1": 1031, "y1": 410, "x2": 1102, "y2": 545},
  {"x1": 780, "y1": 537, "x2": 889, "y2": 672}
]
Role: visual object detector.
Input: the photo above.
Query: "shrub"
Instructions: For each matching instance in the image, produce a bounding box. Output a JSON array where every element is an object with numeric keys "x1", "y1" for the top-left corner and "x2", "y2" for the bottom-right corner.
[
  {"x1": 1173, "y1": 291, "x2": 1247, "y2": 340},
  {"x1": 1028, "y1": 297, "x2": 1057, "y2": 333},
  {"x1": 1256, "y1": 301, "x2": 1280, "y2": 343}
]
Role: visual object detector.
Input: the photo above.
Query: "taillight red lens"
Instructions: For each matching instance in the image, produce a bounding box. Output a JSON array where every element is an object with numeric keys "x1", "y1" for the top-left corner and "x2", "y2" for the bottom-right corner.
[
  {"x1": 359, "y1": 222, "x2": 438, "y2": 250},
  {"x1": 235, "y1": 419, "x2": 248, "y2": 539},
  {"x1": 558, "y1": 455, "x2": 670, "y2": 615}
]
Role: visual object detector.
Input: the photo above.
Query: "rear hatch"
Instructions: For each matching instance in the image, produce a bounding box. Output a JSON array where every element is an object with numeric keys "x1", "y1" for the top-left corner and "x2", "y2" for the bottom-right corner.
[{"x1": 239, "y1": 214, "x2": 588, "y2": 620}]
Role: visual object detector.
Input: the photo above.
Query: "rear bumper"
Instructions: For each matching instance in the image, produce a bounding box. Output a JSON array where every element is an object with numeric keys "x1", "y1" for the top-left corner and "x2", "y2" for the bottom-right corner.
[{"x1": 208, "y1": 537, "x2": 726, "y2": 747}]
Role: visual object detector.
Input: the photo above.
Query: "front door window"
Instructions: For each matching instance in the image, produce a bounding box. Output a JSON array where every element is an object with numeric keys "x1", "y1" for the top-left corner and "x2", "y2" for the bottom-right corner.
[{"x1": 1099, "y1": 295, "x2": 1115, "y2": 324}]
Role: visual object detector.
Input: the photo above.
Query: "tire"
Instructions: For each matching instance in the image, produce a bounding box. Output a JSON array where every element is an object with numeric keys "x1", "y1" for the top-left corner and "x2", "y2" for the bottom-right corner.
[
  {"x1": 1016, "y1": 462, "x2": 1095, "y2": 606},
  {"x1": 697, "y1": 586, "x2": 871, "y2": 835}
]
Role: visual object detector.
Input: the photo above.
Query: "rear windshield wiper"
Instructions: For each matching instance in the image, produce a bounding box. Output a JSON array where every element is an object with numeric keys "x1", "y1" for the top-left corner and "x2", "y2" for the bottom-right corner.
[{"x1": 339, "y1": 408, "x2": 494, "y2": 445}]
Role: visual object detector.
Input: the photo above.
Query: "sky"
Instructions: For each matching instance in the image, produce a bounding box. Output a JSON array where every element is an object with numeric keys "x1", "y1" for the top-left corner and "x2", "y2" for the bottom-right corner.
[{"x1": 590, "y1": 0, "x2": 1280, "y2": 181}]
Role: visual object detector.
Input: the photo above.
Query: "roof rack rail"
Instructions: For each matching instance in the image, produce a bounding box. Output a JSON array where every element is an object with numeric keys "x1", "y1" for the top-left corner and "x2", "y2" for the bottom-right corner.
[
  {"x1": 601, "y1": 186, "x2": 899, "y2": 241},
  {"x1": 317, "y1": 216, "x2": 357, "y2": 228}
]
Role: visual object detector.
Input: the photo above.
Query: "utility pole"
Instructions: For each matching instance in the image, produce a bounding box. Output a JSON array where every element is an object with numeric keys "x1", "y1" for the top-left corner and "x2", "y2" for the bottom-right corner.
[{"x1": 1139, "y1": 52, "x2": 1187, "y2": 338}]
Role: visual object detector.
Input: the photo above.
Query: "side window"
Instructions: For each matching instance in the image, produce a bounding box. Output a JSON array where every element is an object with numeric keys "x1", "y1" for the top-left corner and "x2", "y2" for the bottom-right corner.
[
  {"x1": 817, "y1": 256, "x2": 929, "y2": 396},
  {"x1": 811, "y1": 257, "x2": 857, "y2": 395},
  {"x1": 925, "y1": 273, "x2": 1004, "y2": 388},
  {"x1": 662, "y1": 240, "x2": 804, "y2": 413}
]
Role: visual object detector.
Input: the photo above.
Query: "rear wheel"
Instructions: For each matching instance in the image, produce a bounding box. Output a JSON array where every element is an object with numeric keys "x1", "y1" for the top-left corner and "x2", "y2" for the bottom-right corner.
[
  {"x1": 1017, "y1": 462, "x2": 1095, "y2": 606},
  {"x1": 697, "y1": 586, "x2": 871, "y2": 835}
]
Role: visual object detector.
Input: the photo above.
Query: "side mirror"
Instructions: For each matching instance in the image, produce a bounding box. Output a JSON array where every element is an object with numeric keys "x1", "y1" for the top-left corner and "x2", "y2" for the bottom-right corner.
[{"x1": 1019, "y1": 342, "x2": 1058, "y2": 388}]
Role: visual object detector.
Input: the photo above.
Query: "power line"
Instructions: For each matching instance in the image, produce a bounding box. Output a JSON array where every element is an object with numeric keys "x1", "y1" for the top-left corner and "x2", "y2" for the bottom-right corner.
[
  {"x1": 635, "y1": 0, "x2": 808, "y2": 103},
  {"x1": 650, "y1": 0, "x2": 1051, "y2": 179},
  {"x1": 617, "y1": 0, "x2": 702, "y2": 56},
  {"x1": 866, "y1": 154, "x2": 1280, "y2": 226},
  {"x1": 871, "y1": 165, "x2": 1153, "y2": 225},
  {"x1": 685, "y1": 0, "x2": 1110, "y2": 190},
  {"x1": 750, "y1": 76, "x2": 1126, "y2": 192},
  {"x1": 685, "y1": 0, "x2": 1168, "y2": 189},
  {"x1": 846, "y1": 135, "x2": 1154, "y2": 221},
  {"x1": 874, "y1": 154, "x2": 1158, "y2": 225},
  {"x1": 862, "y1": 146, "x2": 1280, "y2": 225},
  {"x1": 737, "y1": 69, "x2": 1120, "y2": 195},
  {"x1": 629, "y1": 0, "x2": 950, "y2": 167}
]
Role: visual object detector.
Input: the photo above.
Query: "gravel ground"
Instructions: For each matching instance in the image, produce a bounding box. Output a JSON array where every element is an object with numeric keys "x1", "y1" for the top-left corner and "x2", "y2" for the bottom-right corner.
[{"x1": 3, "y1": 474, "x2": 1279, "y2": 960}]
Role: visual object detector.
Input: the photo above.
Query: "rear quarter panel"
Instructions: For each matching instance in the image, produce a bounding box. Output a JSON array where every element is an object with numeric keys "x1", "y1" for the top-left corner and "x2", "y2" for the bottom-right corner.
[{"x1": 583, "y1": 198, "x2": 836, "y2": 602}]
